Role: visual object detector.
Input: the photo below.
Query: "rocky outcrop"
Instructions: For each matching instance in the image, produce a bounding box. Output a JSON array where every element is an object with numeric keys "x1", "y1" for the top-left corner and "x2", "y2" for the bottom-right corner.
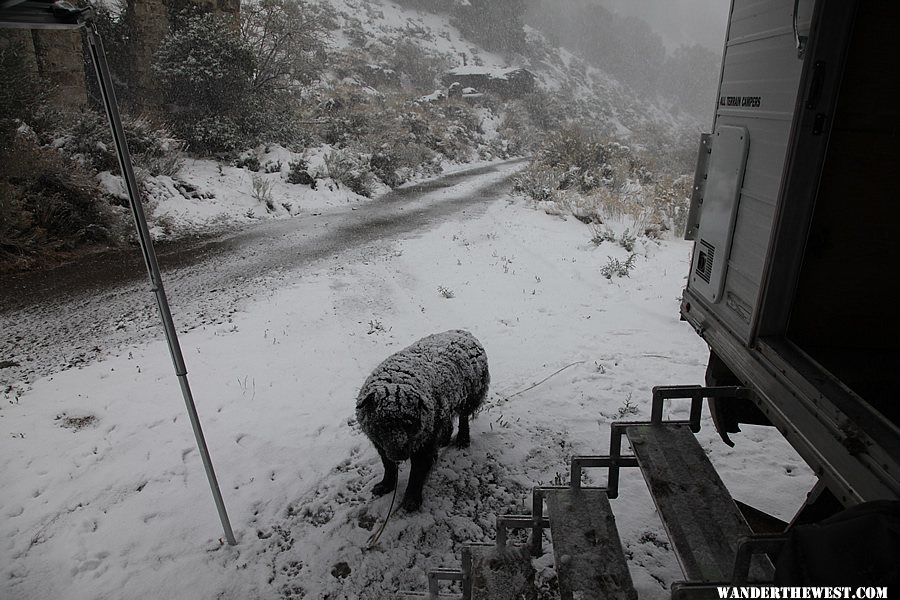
[{"x1": 442, "y1": 67, "x2": 535, "y2": 99}]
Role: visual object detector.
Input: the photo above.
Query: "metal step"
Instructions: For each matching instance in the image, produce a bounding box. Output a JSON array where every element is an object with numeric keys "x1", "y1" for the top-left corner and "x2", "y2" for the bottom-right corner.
[
  {"x1": 625, "y1": 423, "x2": 773, "y2": 582},
  {"x1": 544, "y1": 487, "x2": 637, "y2": 600},
  {"x1": 463, "y1": 543, "x2": 536, "y2": 600}
]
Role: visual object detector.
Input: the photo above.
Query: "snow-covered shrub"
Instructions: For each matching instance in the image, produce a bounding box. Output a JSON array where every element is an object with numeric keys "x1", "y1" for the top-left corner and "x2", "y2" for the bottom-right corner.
[
  {"x1": 497, "y1": 100, "x2": 543, "y2": 155},
  {"x1": 590, "y1": 225, "x2": 616, "y2": 246},
  {"x1": 287, "y1": 158, "x2": 316, "y2": 187},
  {"x1": 619, "y1": 228, "x2": 636, "y2": 252},
  {"x1": 235, "y1": 154, "x2": 262, "y2": 172},
  {"x1": 512, "y1": 164, "x2": 563, "y2": 203},
  {"x1": 600, "y1": 254, "x2": 637, "y2": 280},
  {"x1": 518, "y1": 89, "x2": 565, "y2": 132},
  {"x1": 648, "y1": 174, "x2": 692, "y2": 237},
  {"x1": 154, "y1": 12, "x2": 254, "y2": 116},
  {"x1": 47, "y1": 110, "x2": 184, "y2": 177},
  {"x1": 386, "y1": 39, "x2": 448, "y2": 91},
  {"x1": 251, "y1": 175, "x2": 276, "y2": 212},
  {"x1": 186, "y1": 116, "x2": 249, "y2": 155},
  {"x1": 517, "y1": 127, "x2": 653, "y2": 212},
  {"x1": 0, "y1": 135, "x2": 122, "y2": 271},
  {"x1": 324, "y1": 148, "x2": 375, "y2": 197},
  {"x1": 153, "y1": 12, "x2": 259, "y2": 153},
  {"x1": 318, "y1": 85, "x2": 379, "y2": 145},
  {"x1": 632, "y1": 122, "x2": 698, "y2": 177},
  {"x1": 369, "y1": 142, "x2": 436, "y2": 187},
  {"x1": 540, "y1": 127, "x2": 610, "y2": 173}
]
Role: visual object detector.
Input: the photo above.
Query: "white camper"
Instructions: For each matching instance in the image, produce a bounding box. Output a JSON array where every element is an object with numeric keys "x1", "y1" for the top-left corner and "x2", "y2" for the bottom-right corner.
[{"x1": 684, "y1": 0, "x2": 900, "y2": 510}]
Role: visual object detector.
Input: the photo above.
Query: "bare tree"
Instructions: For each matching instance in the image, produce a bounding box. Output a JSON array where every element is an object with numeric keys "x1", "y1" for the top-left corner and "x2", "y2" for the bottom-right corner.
[{"x1": 240, "y1": 0, "x2": 334, "y2": 93}]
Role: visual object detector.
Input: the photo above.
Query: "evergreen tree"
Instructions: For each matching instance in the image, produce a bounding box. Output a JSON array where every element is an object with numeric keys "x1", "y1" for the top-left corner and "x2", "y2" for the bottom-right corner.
[{"x1": 452, "y1": 0, "x2": 526, "y2": 55}]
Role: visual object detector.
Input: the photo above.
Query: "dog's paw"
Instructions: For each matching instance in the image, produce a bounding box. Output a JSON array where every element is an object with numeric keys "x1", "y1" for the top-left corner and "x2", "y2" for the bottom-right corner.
[
  {"x1": 400, "y1": 494, "x2": 422, "y2": 512},
  {"x1": 439, "y1": 428, "x2": 453, "y2": 447},
  {"x1": 454, "y1": 434, "x2": 471, "y2": 449},
  {"x1": 372, "y1": 480, "x2": 396, "y2": 497}
]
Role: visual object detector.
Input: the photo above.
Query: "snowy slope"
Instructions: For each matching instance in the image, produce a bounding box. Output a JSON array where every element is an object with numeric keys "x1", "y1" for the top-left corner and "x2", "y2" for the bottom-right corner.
[{"x1": 323, "y1": 0, "x2": 693, "y2": 137}]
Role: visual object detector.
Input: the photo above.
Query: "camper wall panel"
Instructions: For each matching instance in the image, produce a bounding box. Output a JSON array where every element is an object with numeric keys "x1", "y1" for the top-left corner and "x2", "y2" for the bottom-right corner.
[
  {"x1": 738, "y1": 125, "x2": 793, "y2": 202},
  {"x1": 690, "y1": 0, "x2": 814, "y2": 343},
  {"x1": 721, "y1": 195, "x2": 777, "y2": 329},
  {"x1": 718, "y1": 36, "x2": 805, "y2": 118},
  {"x1": 729, "y1": 0, "x2": 813, "y2": 44}
]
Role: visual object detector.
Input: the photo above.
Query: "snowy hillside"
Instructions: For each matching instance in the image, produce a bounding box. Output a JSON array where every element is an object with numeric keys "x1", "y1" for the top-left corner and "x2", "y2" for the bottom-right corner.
[
  {"x1": 323, "y1": 0, "x2": 698, "y2": 145},
  {"x1": 119, "y1": 0, "x2": 700, "y2": 240}
]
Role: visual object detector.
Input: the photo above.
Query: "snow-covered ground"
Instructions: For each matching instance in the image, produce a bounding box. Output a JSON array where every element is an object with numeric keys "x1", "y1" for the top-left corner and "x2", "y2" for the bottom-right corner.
[{"x1": 1, "y1": 184, "x2": 815, "y2": 599}]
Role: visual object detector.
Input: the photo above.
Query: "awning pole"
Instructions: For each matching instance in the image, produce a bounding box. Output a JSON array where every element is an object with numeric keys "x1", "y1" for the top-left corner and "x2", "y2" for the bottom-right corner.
[{"x1": 84, "y1": 19, "x2": 237, "y2": 546}]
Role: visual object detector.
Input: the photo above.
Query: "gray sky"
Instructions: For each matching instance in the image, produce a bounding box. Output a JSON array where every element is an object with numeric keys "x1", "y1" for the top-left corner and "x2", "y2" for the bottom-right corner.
[{"x1": 599, "y1": 0, "x2": 730, "y2": 51}]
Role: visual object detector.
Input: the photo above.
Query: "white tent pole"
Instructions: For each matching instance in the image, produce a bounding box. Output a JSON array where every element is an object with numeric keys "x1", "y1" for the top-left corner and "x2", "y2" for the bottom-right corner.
[{"x1": 83, "y1": 18, "x2": 237, "y2": 546}]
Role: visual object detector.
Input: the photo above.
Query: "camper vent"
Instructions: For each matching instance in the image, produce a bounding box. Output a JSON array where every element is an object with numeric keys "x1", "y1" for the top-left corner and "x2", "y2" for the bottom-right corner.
[{"x1": 696, "y1": 239, "x2": 715, "y2": 283}]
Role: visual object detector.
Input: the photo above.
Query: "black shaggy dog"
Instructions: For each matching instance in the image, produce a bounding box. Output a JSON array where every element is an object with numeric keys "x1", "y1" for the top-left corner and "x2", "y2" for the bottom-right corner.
[{"x1": 356, "y1": 330, "x2": 490, "y2": 511}]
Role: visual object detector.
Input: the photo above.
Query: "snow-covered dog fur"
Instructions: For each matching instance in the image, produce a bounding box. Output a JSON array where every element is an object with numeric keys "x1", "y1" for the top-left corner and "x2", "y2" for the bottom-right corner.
[{"x1": 356, "y1": 329, "x2": 489, "y2": 511}]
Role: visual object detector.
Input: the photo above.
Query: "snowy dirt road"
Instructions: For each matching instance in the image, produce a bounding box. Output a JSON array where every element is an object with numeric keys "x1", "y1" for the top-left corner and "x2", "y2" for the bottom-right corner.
[
  {"x1": 0, "y1": 158, "x2": 814, "y2": 600},
  {"x1": 0, "y1": 159, "x2": 526, "y2": 393}
]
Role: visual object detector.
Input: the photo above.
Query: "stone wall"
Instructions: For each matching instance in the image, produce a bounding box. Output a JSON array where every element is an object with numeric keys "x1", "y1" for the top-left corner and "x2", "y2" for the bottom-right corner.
[
  {"x1": 32, "y1": 30, "x2": 88, "y2": 109},
  {"x1": 0, "y1": 28, "x2": 87, "y2": 110},
  {"x1": 125, "y1": 0, "x2": 170, "y2": 108}
]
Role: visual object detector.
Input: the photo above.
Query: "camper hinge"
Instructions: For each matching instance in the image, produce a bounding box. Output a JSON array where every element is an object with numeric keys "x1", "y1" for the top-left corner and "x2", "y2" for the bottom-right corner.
[{"x1": 684, "y1": 133, "x2": 712, "y2": 241}]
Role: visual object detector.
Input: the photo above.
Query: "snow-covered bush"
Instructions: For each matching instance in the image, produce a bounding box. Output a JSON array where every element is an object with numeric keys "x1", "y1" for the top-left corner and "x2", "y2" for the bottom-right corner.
[
  {"x1": 517, "y1": 127, "x2": 650, "y2": 202},
  {"x1": 600, "y1": 254, "x2": 637, "y2": 279},
  {"x1": 369, "y1": 141, "x2": 436, "y2": 187},
  {"x1": 51, "y1": 110, "x2": 184, "y2": 177},
  {"x1": 235, "y1": 154, "x2": 262, "y2": 172},
  {"x1": 153, "y1": 12, "x2": 256, "y2": 153},
  {"x1": 590, "y1": 225, "x2": 616, "y2": 246},
  {"x1": 287, "y1": 158, "x2": 316, "y2": 187},
  {"x1": 515, "y1": 125, "x2": 693, "y2": 240},
  {"x1": 251, "y1": 175, "x2": 276, "y2": 212},
  {"x1": 324, "y1": 148, "x2": 375, "y2": 197},
  {"x1": 312, "y1": 86, "x2": 485, "y2": 187},
  {"x1": 0, "y1": 135, "x2": 122, "y2": 271},
  {"x1": 512, "y1": 165, "x2": 563, "y2": 203},
  {"x1": 649, "y1": 175, "x2": 692, "y2": 237},
  {"x1": 540, "y1": 127, "x2": 611, "y2": 173},
  {"x1": 385, "y1": 39, "x2": 448, "y2": 91},
  {"x1": 154, "y1": 12, "x2": 254, "y2": 117}
]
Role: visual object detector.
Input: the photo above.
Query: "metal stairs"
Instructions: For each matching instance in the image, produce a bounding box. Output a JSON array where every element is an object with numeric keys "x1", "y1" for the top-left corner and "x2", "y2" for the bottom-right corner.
[{"x1": 402, "y1": 385, "x2": 777, "y2": 599}]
